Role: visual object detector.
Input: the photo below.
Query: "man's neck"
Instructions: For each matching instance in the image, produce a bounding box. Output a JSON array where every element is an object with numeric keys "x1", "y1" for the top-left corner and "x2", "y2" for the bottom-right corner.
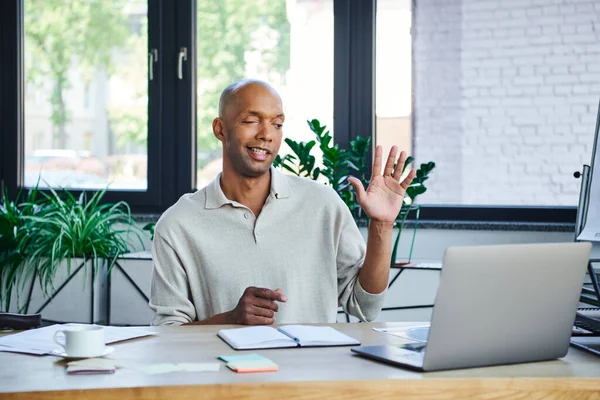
[{"x1": 220, "y1": 169, "x2": 272, "y2": 216}]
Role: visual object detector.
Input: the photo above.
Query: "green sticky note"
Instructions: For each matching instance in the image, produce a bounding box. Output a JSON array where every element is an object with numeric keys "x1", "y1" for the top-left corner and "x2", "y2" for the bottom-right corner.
[{"x1": 218, "y1": 353, "x2": 267, "y2": 363}]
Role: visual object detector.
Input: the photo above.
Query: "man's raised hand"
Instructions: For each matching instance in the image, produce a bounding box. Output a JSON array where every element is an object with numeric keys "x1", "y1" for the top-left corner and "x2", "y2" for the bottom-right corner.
[{"x1": 348, "y1": 145, "x2": 416, "y2": 225}]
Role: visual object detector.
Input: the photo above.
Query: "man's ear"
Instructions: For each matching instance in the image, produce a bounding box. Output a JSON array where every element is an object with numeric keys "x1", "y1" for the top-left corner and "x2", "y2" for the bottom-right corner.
[{"x1": 213, "y1": 117, "x2": 225, "y2": 143}]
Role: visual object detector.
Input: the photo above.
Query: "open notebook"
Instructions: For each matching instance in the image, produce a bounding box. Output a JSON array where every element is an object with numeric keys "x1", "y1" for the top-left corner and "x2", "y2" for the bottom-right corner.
[{"x1": 217, "y1": 325, "x2": 360, "y2": 350}]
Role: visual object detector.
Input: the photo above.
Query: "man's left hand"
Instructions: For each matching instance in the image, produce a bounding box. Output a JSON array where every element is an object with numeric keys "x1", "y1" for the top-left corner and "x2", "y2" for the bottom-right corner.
[{"x1": 348, "y1": 145, "x2": 416, "y2": 225}]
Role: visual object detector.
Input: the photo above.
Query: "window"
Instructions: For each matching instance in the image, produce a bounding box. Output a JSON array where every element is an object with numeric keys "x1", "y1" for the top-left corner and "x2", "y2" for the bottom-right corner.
[
  {"x1": 23, "y1": 0, "x2": 148, "y2": 190},
  {"x1": 376, "y1": 0, "x2": 412, "y2": 160},
  {"x1": 195, "y1": 0, "x2": 334, "y2": 188},
  {"x1": 412, "y1": 1, "x2": 599, "y2": 210},
  {"x1": 1, "y1": 0, "x2": 587, "y2": 223}
]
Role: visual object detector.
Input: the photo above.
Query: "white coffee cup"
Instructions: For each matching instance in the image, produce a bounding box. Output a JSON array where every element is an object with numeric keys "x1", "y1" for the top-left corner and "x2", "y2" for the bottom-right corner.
[{"x1": 53, "y1": 325, "x2": 105, "y2": 357}]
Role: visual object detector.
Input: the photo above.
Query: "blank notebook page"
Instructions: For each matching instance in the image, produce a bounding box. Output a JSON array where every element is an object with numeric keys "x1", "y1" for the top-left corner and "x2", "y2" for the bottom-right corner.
[
  {"x1": 218, "y1": 326, "x2": 295, "y2": 349},
  {"x1": 281, "y1": 325, "x2": 360, "y2": 345}
]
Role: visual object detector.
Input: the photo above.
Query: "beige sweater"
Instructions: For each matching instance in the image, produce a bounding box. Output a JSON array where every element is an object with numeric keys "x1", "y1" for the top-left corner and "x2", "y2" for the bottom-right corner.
[{"x1": 149, "y1": 168, "x2": 386, "y2": 325}]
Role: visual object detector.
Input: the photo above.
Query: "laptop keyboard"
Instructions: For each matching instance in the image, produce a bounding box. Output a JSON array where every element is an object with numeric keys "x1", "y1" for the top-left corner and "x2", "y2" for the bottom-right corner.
[
  {"x1": 573, "y1": 309, "x2": 600, "y2": 335},
  {"x1": 404, "y1": 326, "x2": 430, "y2": 342}
]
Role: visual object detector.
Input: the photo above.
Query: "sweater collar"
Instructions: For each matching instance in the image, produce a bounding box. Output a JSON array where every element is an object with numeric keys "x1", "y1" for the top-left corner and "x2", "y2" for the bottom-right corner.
[{"x1": 205, "y1": 166, "x2": 291, "y2": 210}]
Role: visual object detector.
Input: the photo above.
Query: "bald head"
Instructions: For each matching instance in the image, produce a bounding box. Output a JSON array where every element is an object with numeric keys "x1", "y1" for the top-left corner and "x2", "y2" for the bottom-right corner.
[
  {"x1": 218, "y1": 79, "x2": 281, "y2": 119},
  {"x1": 212, "y1": 79, "x2": 284, "y2": 179}
]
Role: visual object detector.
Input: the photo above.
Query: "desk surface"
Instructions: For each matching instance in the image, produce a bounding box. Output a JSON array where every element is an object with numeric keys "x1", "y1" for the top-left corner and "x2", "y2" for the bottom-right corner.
[{"x1": 1, "y1": 322, "x2": 600, "y2": 399}]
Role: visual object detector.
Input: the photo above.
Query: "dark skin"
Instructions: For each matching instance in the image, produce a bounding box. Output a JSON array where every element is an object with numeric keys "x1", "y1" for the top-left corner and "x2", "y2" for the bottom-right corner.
[
  {"x1": 184, "y1": 80, "x2": 415, "y2": 326},
  {"x1": 185, "y1": 82, "x2": 287, "y2": 325}
]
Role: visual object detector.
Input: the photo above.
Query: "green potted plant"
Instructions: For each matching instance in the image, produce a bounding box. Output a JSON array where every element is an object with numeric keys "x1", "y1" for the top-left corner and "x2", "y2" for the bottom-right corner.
[
  {"x1": 0, "y1": 186, "x2": 42, "y2": 312},
  {"x1": 274, "y1": 119, "x2": 435, "y2": 267},
  {"x1": 0, "y1": 185, "x2": 144, "y2": 322}
]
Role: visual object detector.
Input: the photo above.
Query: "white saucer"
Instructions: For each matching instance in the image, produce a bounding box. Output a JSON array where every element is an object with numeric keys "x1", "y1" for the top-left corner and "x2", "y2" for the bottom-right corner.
[{"x1": 50, "y1": 346, "x2": 115, "y2": 360}]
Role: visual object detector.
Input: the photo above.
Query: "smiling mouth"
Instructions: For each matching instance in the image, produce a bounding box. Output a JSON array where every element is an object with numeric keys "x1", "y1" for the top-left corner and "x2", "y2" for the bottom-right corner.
[{"x1": 248, "y1": 147, "x2": 270, "y2": 155}]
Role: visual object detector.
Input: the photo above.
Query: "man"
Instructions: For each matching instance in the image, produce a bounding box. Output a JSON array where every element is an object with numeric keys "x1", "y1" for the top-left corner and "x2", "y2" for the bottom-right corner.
[{"x1": 149, "y1": 79, "x2": 415, "y2": 325}]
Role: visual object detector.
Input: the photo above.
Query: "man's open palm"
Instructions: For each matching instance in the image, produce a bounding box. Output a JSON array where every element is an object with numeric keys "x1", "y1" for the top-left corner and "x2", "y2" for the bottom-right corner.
[{"x1": 348, "y1": 145, "x2": 416, "y2": 224}]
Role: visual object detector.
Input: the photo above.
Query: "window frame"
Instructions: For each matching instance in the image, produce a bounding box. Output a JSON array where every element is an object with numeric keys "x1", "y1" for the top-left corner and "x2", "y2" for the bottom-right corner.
[
  {"x1": 0, "y1": 0, "x2": 171, "y2": 212},
  {"x1": 368, "y1": 0, "x2": 577, "y2": 225},
  {"x1": 0, "y1": 0, "x2": 578, "y2": 225}
]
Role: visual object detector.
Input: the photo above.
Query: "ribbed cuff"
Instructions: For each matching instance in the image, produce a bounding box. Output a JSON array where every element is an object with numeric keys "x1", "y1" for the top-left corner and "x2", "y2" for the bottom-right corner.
[{"x1": 352, "y1": 279, "x2": 386, "y2": 322}]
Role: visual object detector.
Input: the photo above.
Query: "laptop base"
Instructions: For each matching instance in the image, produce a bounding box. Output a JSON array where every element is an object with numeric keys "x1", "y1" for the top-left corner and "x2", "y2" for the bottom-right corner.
[{"x1": 351, "y1": 344, "x2": 426, "y2": 371}]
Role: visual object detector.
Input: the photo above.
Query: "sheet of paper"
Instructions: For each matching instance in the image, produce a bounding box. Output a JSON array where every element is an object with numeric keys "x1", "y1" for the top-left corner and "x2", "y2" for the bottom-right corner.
[
  {"x1": 218, "y1": 326, "x2": 292, "y2": 348},
  {"x1": 373, "y1": 324, "x2": 430, "y2": 342},
  {"x1": 177, "y1": 363, "x2": 221, "y2": 372},
  {"x1": 102, "y1": 326, "x2": 157, "y2": 344},
  {"x1": 280, "y1": 325, "x2": 360, "y2": 345},
  {"x1": 0, "y1": 324, "x2": 157, "y2": 355},
  {"x1": 134, "y1": 364, "x2": 181, "y2": 375},
  {"x1": 127, "y1": 363, "x2": 220, "y2": 374},
  {"x1": 0, "y1": 343, "x2": 46, "y2": 355}
]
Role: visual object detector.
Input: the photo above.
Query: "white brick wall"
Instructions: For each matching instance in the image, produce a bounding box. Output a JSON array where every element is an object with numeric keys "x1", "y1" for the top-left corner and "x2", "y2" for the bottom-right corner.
[
  {"x1": 414, "y1": 0, "x2": 464, "y2": 203},
  {"x1": 414, "y1": 0, "x2": 600, "y2": 206}
]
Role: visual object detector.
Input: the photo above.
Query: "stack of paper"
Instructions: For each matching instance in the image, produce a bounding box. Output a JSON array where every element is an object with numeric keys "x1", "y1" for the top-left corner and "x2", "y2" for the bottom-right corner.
[{"x1": 0, "y1": 324, "x2": 157, "y2": 355}]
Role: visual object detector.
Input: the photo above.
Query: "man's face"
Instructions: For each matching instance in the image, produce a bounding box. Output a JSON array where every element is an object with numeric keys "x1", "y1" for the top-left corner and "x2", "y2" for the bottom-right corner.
[{"x1": 217, "y1": 84, "x2": 284, "y2": 178}]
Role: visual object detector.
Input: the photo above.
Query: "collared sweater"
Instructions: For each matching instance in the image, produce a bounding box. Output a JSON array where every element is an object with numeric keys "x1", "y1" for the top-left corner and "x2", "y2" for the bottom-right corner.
[{"x1": 149, "y1": 168, "x2": 385, "y2": 325}]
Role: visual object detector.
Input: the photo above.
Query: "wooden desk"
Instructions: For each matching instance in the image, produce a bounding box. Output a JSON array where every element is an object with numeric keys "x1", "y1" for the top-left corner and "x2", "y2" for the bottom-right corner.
[{"x1": 1, "y1": 322, "x2": 600, "y2": 399}]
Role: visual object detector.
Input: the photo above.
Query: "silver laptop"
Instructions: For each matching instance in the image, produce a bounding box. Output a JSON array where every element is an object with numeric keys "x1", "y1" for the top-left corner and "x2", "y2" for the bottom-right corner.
[{"x1": 352, "y1": 242, "x2": 592, "y2": 371}]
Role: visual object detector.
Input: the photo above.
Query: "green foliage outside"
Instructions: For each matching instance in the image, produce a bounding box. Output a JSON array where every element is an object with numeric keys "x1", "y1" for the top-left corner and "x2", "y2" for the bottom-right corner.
[
  {"x1": 196, "y1": 0, "x2": 291, "y2": 162},
  {"x1": 107, "y1": 16, "x2": 148, "y2": 149},
  {"x1": 25, "y1": 0, "x2": 130, "y2": 149},
  {"x1": 25, "y1": 0, "x2": 291, "y2": 155}
]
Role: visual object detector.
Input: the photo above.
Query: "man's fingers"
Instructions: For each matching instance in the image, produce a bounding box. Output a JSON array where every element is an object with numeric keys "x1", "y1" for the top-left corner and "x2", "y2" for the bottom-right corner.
[
  {"x1": 400, "y1": 169, "x2": 417, "y2": 190},
  {"x1": 250, "y1": 305, "x2": 276, "y2": 318},
  {"x1": 383, "y1": 146, "x2": 398, "y2": 177},
  {"x1": 371, "y1": 145, "x2": 383, "y2": 180},
  {"x1": 348, "y1": 177, "x2": 366, "y2": 204},
  {"x1": 392, "y1": 150, "x2": 408, "y2": 180},
  {"x1": 274, "y1": 288, "x2": 288, "y2": 302},
  {"x1": 251, "y1": 297, "x2": 279, "y2": 312},
  {"x1": 252, "y1": 287, "x2": 286, "y2": 302},
  {"x1": 246, "y1": 315, "x2": 275, "y2": 325}
]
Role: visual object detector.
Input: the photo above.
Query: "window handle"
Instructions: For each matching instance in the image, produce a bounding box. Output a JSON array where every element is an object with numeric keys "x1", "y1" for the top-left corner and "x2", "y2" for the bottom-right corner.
[
  {"x1": 178, "y1": 47, "x2": 188, "y2": 80},
  {"x1": 148, "y1": 48, "x2": 158, "y2": 81}
]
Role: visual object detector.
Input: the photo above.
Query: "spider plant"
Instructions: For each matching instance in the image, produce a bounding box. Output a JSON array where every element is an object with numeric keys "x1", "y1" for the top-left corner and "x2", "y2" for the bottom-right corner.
[
  {"x1": 0, "y1": 185, "x2": 43, "y2": 311},
  {"x1": 17, "y1": 186, "x2": 144, "y2": 298}
]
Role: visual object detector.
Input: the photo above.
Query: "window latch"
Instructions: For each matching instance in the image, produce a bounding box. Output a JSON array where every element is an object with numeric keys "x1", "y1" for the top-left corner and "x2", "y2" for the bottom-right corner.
[
  {"x1": 148, "y1": 48, "x2": 158, "y2": 81},
  {"x1": 177, "y1": 47, "x2": 188, "y2": 80}
]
